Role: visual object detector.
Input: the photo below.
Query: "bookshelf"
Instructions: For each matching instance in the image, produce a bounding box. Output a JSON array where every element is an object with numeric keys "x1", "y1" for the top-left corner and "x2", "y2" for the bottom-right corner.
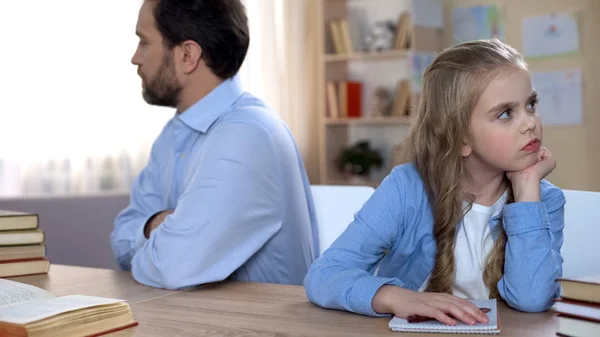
[
  {"x1": 323, "y1": 49, "x2": 409, "y2": 62},
  {"x1": 324, "y1": 116, "x2": 412, "y2": 125},
  {"x1": 316, "y1": 0, "x2": 445, "y2": 187}
]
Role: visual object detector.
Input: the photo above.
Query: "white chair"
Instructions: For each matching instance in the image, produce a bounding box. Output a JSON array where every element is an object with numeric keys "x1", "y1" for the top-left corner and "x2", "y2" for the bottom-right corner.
[
  {"x1": 561, "y1": 189, "x2": 600, "y2": 278},
  {"x1": 310, "y1": 185, "x2": 375, "y2": 256}
]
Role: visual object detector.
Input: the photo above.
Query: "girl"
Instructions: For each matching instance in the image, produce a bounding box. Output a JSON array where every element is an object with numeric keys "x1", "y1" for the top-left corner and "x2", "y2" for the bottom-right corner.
[{"x1": 304, "y1": 39, "x2": 565, "y2": 326}]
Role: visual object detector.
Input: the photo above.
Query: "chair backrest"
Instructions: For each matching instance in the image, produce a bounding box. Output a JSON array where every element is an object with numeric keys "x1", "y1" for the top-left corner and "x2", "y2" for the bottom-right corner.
[
  {"x1": 310, "y1": 185, "x2": 375, "y2": 256},
  {"x1": 561, "y1": 189, "x2": 600, "y2": 278}
]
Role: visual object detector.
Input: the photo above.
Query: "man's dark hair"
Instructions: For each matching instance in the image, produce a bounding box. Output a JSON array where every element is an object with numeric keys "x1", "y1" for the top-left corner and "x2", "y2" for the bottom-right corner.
[{"x1": 152, "y1": 0, "x2": 249, "y2": 79}]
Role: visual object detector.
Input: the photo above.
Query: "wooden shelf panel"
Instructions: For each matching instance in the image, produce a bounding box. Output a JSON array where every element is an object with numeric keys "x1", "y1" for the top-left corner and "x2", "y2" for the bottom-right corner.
[
  {"x1": 324, "y1": 117, "x2": 412, "y2": 125},
  {"x1": 323, "y1": 49, "x2": 408, "y2": 62}
]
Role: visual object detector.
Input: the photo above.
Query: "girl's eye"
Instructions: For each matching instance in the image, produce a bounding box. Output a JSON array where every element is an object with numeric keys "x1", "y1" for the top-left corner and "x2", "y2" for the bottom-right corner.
[
  {"x1": 498, "y1": 109, "x2": 511, "y2": 120},
  {"x1": 527, "y1": 99, "x2": 538, "y2": 111}
]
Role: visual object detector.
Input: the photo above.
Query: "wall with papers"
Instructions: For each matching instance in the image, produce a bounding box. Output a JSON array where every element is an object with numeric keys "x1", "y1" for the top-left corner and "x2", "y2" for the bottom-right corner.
[{"x1": 443, "y1": 0, "x2": 600, "y2": 191}]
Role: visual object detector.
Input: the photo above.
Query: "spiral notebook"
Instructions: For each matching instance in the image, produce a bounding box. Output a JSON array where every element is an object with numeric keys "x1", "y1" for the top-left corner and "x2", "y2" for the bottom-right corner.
[{"x1": 389, "y1": 299, "x2": 501, "y2": 334}]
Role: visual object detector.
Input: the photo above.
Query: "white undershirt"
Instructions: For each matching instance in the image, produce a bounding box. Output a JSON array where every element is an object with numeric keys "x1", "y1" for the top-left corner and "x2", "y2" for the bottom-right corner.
[{"x1": 418, "y1": 191, "x2": 507, "y2": 299}]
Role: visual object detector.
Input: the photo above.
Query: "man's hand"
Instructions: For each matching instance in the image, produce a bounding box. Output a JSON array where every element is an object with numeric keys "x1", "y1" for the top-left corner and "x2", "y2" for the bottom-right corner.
[{"x1": 143, "y1": 210, "x2": 174, "y2": 238}]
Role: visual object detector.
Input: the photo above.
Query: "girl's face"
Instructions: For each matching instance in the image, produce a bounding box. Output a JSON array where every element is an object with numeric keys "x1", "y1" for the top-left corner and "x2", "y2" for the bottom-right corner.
[{"x1": 463, "y1": 68, "x2": 543, "y2": 173}]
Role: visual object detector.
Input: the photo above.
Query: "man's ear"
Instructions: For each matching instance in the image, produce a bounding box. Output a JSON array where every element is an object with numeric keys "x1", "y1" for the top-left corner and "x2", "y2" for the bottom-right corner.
[{"x1": 179, "y1": 40, "x2": 203, "y2": 74}]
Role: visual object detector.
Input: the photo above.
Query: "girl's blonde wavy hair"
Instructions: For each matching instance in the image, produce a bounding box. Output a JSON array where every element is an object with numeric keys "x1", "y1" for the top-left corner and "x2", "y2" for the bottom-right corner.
[{"x1": 406, "y1": 39, "x2": 527, "y2": 299}]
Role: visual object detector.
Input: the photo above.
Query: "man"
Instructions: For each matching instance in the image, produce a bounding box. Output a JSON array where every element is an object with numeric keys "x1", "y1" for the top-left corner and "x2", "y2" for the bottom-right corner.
[{"x1": 110, "y1": 0, "x2": 318, "y2": 289}]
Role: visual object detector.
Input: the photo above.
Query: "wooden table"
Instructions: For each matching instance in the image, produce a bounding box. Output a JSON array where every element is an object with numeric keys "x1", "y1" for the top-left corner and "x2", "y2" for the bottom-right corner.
[
  {"x1": 10, "y1": 264, "x2": 178, "y2": 304},
  {"x1": 10, "y1": 265, "x2": 559, "y2": 337}
]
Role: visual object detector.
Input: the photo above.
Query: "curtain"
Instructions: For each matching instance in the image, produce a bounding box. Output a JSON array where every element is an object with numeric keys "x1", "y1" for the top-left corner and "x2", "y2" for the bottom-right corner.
[
  {"x1": 239, "y1": 0, "x2": 320, "y2": 182},
  {"x1": 0, "y1": 1, "x2": 171, "y2": 196},
  {"x1": 0, "y1": 0, "x2": 318, "y2": 197}
]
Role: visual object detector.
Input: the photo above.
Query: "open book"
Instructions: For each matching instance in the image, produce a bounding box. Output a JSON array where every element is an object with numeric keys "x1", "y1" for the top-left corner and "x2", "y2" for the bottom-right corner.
[
  {"x1": 0, "y1": 278, "x2": 137, "y2": 337},
  {"x1": 389, "y1": 299, "x2": 500, "y2": 334}
]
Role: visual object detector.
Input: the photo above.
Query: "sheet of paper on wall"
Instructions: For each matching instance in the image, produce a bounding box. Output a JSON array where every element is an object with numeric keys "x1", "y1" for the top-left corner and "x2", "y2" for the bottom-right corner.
[
  {"x1": 411, "y1": 0, "x2": 443, "y2": 29},
  {"x1": 522, "y1": 12, "x2": 580, "y2": 59},
  {"x1": 533, "y1": 69, "x2": 583, "y2": 126},
  {"x1": 453, "y1": 5, "x2": 504, "y2": 43},
  {"x1": 409, "y1": 52, "x2": 437, "y2": 93}
]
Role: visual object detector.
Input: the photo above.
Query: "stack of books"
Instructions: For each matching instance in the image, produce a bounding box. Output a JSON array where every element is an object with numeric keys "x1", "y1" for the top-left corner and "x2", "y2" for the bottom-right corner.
[
  {"x1": 0, "y1": 210, "x2": 49, "y2": 277},
  {"x1": 554, "y1": 275, "x2": 600, "y2": 337}
]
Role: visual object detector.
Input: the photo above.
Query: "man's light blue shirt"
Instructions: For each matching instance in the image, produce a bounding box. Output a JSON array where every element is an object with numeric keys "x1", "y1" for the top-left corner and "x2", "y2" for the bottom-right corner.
[{"x1": 110, "y1": 76, "x2": 318, "y2": 289}]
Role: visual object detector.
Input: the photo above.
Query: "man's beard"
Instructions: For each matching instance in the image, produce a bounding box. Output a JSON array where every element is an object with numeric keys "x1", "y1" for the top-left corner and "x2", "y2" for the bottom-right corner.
[{"x1": 142, "y1": 51, "x2": 182, "y2": 108}]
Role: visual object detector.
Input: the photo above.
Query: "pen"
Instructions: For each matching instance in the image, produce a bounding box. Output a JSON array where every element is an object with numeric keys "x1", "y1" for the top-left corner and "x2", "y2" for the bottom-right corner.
[{"x1": 407, "y1": 308, "x2": 491, "y2": 324}]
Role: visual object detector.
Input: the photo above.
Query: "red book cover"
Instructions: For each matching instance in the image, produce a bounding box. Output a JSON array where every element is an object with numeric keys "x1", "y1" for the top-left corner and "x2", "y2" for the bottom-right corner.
[
  {"x1": 346, "y1": 81, "x2": 362, "y2": 118},
  {"x1": 86, "y1": 322, "x2": 139, "y2": 337}
]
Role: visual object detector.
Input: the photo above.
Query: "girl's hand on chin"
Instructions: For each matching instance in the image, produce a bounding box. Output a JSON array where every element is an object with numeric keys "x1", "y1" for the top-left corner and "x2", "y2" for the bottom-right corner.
[{"x1": 506, "y1": 147, "x2": 556, "y2": 202}]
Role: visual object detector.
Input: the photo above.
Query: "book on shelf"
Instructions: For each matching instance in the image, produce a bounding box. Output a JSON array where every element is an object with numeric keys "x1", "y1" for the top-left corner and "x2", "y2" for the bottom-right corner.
[
  {"x1": 344, "y1": 81, "x2": 361, "y2": 118},
  {"x1": 327, "y1": 81, "x2": 362, "y2": 119},
  {"x1": 0, "y1": 210, "x2": 38, "y2": 231},
  {"x1": 328, "y1": 18, "x2": 352, "y2": 54},
  {"x1": 326, "y1": 81, "x2": 340, "y2": 119},
  {"x1": 394, "y1": 12, "x2": 412, "y2": 50},
  {"x1": 338, "y1": 81, "x2": 348, "y2": 118},
  {"x1": 0, "y1": 278, "x2": 138, "y2": 337},
  {"x1": 338, "y1": 19, "x2": 353, "y2": 53},
  {"x1": 391, "y1": 79, "x2": 412, "y2": 117}
]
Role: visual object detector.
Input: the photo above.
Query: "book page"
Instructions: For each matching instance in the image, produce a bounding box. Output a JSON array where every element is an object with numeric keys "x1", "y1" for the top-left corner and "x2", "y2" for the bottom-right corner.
[
  {"x1": 0, "y1": 295, "x2": 124, "y2": 325},
  {"x1": 0, "y1": 279, "x2": 55, "y2": 307}
]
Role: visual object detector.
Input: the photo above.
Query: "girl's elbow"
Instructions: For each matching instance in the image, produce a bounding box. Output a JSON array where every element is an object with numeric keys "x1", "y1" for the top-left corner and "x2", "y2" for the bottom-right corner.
[
  {"x1": 502, "y1": 290, "x2": 556, "y2": 313},
  {"x1": 499, "y1": 277, "x2": 559, "y2": 313},
  {"x1": 303, "y1": 269, "x2": 322, "y2": 305}
]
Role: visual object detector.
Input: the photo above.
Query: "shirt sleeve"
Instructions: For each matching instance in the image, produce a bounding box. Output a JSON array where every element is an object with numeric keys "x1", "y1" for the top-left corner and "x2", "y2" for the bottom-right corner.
[
  {"x1": 304, "y1": 169, "x2": 409, "y2": 317},
  {"x1": 498, "y1": 186, "x2": 565, "y2": 312},
  {"x1": 129, "y1": 121, "x2": 283, "y2": 289},
  {"x1": 110, "y1": 136, "x2": 166, "y2": 271}
]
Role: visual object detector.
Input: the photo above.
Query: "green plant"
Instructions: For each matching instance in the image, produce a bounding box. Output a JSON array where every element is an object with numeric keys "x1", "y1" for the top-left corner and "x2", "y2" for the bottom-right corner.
[{"x1": 336, "y1": 140, "x2": 383, "y2": 177}]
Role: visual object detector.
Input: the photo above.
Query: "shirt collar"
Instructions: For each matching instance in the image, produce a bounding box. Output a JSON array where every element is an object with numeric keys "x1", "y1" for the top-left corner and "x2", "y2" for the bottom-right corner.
[{"x1": 177, "y1": 75, "x2": 244, "y2": 133}]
